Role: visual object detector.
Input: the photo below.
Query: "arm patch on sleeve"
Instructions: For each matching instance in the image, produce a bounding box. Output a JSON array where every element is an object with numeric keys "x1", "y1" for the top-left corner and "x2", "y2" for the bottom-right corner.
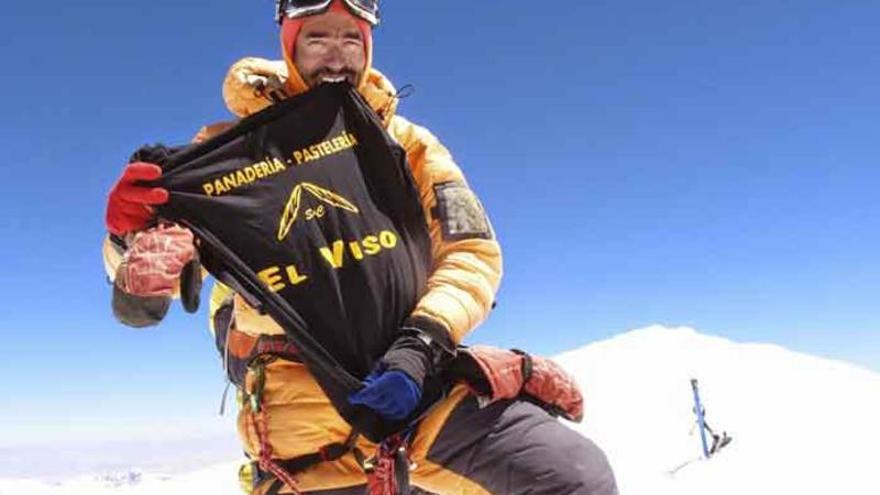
[{"x1": 432, "y1": 181, "x2": 494, "y2": 241}]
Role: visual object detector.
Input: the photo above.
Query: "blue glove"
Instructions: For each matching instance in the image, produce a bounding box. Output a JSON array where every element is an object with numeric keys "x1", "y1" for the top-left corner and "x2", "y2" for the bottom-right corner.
[{"x1": 348, "y1": 369, "x2": 422, "y2": 421}]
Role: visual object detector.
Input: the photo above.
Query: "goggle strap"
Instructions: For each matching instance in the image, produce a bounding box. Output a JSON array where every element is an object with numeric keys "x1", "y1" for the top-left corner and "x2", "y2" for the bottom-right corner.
[{"x1": 275, "y1": 0, "x2": 379, "y2": 26}]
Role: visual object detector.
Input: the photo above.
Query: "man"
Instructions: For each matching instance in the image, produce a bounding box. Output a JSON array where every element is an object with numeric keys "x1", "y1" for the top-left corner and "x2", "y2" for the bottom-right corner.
[{"x1": 103, "y1": 1, "x2": 618, "y2": 494}]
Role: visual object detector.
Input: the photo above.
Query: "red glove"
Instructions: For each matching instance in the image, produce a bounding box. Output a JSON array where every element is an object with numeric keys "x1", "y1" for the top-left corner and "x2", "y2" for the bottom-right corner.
[
  {"x1": 106, "y1": 162, "x2": 169, "y2": 236},
  {"x1": 116, "y1": 223, "x2": 196, "y2": 297}
]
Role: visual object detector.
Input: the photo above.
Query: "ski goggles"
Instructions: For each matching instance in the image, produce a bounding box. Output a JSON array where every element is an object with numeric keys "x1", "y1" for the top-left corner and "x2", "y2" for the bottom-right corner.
[{"x1": 275, "y1": 0, "x2": 380, "y2": 26}]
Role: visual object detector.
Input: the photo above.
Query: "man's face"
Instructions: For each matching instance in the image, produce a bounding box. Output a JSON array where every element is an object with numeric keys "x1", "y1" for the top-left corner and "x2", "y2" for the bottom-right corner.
[{"x1": 294, "y1": 11, "x2": 367, "y2": 88}]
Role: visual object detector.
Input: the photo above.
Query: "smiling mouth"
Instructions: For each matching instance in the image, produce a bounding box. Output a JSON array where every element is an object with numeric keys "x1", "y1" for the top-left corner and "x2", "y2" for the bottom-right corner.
[
  {"x1": 306, "y1": 70, "x2": 358, "y2": 88},
  {"x1": 321, "y1": 76, "x2": 349, "y2": 83}
]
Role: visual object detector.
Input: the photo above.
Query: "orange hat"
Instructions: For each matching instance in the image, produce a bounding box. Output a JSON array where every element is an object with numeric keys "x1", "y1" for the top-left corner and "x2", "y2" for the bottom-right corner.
[{"x1": 280, "y1": 0, "x2": 373, "y2": 96}]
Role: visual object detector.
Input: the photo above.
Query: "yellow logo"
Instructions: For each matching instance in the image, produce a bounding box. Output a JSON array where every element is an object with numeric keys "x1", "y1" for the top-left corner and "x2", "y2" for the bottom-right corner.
[{"x1": 277, "y1": 182, "x2": 360, "y2": 241}]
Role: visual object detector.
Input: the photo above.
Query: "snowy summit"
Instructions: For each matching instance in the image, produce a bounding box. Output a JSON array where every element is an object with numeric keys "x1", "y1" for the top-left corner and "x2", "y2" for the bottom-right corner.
[{"x1": 558, "y1": 325, "x2": 880, "y2": 495}]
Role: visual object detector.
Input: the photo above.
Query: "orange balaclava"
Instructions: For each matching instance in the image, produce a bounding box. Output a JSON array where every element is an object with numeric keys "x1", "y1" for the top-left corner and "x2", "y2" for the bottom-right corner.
[{"x1": 280, "y1": 0, "x2": 374, "y2": 97}]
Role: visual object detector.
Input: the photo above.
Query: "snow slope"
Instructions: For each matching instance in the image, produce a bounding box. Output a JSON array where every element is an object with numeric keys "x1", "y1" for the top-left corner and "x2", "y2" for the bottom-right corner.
[
  {"x1": 3, "y1": 325, "x2": 879, "y2": 494},
  {"x1": 558, "y1": 325, "x2": 880, "y2": 495},
  {"x1": 0, "y1": 463, "x2": 241, "y2": 495}
]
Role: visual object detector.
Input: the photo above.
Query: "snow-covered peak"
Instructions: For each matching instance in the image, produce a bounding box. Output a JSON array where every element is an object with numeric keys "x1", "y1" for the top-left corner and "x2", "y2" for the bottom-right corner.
[{"x1": 557, "y1": 325, "x2": 880, "y2": 495}]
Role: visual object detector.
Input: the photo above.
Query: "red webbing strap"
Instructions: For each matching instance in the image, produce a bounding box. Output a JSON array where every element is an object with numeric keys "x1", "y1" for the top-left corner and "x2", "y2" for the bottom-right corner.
[
  {"x1": 254, "y1": 409, "x2": 303, "y2": 494},
  {"x1": 367, "y1": 454, "x2": 398, "y2": 495}
]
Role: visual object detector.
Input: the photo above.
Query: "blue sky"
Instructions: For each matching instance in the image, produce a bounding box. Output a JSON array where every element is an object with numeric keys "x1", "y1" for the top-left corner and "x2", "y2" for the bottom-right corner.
[{"x1": 1, "y1": 1, "x2": 878, "y2": 449}]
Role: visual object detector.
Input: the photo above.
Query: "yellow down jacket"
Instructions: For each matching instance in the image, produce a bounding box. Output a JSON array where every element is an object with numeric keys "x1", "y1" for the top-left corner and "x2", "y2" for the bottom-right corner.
[{"x1": 104, "y1": 58, "x2": 503, "y2": 491}]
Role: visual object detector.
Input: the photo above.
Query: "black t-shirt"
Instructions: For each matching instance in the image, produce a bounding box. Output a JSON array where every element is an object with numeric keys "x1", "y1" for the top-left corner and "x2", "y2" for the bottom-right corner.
[{"x1": 137, "y1": 83, "x2": 435, "y2": 440}]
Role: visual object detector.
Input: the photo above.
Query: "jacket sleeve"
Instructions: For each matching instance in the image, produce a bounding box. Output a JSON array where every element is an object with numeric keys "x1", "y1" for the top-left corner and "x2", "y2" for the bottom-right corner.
[{"x1": 390, "y1": 116, "x2": 503, "y2": 345}]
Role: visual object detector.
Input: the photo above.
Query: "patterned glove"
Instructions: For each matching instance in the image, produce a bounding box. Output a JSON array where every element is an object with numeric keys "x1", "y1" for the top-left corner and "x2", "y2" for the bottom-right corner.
[
  {"x1": 115, "y1": 223, "x2": 197, "y2": 297},
  {"x1": 457, "y1": 346, "x2": 584, "y2": 422}
]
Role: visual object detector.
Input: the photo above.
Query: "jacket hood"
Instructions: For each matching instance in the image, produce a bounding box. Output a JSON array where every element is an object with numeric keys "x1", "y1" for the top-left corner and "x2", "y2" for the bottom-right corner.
[{"x1": 222, "y1": 57, "x2": 400, "y2": 127}]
